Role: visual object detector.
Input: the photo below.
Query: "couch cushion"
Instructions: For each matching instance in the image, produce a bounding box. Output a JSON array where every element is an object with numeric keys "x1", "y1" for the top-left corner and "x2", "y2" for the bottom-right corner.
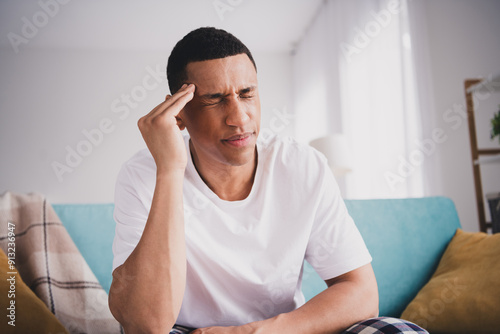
[
  {"x1": 349, "y1": 197, "x2": 461, "y2": 317},
  {"x1": 401, "y1": 229, "x2": 500, "y2": 333},
  {"x1": 301, "y1": 196, "x2": 461, "y2": 317},
  {"x1": 54, "y1": 197, "x2": 461, "y2": 318},
  {"x1": 53, "y1": 204, "x2": 115, "y2": 293}
]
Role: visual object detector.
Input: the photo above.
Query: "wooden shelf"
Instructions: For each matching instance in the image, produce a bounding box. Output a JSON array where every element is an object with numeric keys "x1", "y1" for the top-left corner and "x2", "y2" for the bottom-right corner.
[
  {"x1": 474, "y1": 153, "x2": 500, "y2": 165},
  {"x1": 466, "y1": 71, "x2": 500, "y2": 93},
  {"x1": 464, "y1": 75, "x2": 500, "y2": 232}
]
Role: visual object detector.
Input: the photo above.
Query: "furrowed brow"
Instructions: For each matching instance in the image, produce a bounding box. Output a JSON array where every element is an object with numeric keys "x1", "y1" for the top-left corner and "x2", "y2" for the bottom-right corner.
[
  {"x1": 240, "y1": 86, "x2": 256, "y2": 94},
  {"x1": 200, "y1": 92, "x2": 226, "y2": 100},
  {"x1": 200, "y1": 86, "x2": 257, "y2": 100}
]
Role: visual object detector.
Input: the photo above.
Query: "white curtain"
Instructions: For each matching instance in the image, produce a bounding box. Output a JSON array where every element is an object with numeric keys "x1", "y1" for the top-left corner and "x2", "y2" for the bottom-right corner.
[{"x1": 293, "y1": 0, "x2": 439, "y2": 199}]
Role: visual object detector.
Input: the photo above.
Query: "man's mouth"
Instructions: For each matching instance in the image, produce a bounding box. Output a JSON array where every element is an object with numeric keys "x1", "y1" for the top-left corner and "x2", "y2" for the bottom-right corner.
[{"x1": 222, "y1": 132, "x2": 254, "y2": 147}]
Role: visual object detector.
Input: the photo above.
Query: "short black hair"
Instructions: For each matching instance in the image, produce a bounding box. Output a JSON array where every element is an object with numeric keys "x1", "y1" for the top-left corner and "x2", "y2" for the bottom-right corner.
[{"x1": 166, "y1": 27, "x2": 257, "y2": 94}]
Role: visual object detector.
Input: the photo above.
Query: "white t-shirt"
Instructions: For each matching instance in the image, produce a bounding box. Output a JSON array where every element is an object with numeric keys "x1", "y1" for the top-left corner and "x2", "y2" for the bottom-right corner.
[{"x1": 112, "y1": 134, "x2": 371, "y2": 328}]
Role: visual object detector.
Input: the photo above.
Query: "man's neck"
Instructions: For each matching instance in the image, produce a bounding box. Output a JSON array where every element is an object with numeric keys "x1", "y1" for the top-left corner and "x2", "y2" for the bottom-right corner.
[{"x1": 189, "y1": 142, "x2": 258, "y2": 201}]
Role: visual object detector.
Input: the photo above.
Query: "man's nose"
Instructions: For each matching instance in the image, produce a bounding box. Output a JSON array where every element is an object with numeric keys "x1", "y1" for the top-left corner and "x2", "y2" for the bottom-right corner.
[{"x1": 225, "y1": 95, "x2": 250, "y2": 127}]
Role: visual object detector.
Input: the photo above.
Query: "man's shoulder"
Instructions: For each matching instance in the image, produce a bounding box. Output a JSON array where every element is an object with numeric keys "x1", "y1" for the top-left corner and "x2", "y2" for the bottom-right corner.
[
  {"x1": 259, "y1": 134, "x2": 304, "y2": 153},
  {"x1": 257, "y1": 134, "x2": 332, "y2": 196},
  {"x1": 259, "y1": 134, "x2": 327, "y2": 165}
]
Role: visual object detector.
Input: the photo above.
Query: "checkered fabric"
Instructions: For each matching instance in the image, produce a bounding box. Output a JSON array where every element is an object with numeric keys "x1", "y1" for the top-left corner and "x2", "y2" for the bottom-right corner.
[
  {"x1": 170, "y1": 324, "x2": 196, "y2": 333},
  {"x1": 342, "y1": 317, "x2": 428, "y2": 334},
  {"x1": 169, "y1": 317, "x2": 428, "y2": 333}
]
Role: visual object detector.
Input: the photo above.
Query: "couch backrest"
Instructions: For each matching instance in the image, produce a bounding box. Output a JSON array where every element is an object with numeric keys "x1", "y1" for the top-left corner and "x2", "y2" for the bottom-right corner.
[
  {"x1": 54, "y1": 196, "x2": 461, "y2": 318},
  {"x1": 53, "y1": 203, "x2": 115, "y2": 293},
  {"x1": 301, "y1": 196, "x2": 461, "y2": 317}
]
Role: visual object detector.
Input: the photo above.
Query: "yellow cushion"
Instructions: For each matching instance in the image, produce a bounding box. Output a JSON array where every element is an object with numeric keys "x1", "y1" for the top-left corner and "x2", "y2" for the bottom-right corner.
[
  {"x1": 0, "y1": 248, "x2": 68, "y2": 334},
  {"x1": 401, "y1": 229, "x2": 500, "y2": 334}
]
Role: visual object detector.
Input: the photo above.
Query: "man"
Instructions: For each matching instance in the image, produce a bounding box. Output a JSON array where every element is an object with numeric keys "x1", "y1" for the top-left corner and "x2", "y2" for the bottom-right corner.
[{"x1": 108, "y1": 27, "x2": 426, "y2": 334}]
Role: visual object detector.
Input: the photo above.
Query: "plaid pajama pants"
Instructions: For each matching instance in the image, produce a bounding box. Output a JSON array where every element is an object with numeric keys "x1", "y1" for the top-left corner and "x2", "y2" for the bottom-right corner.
[
  {"x1": 170, "y1": 317, "x2": 428, "y2": 333},
  {"x1": 342, "y1": 317, "x2": 428, "y2": 334}
]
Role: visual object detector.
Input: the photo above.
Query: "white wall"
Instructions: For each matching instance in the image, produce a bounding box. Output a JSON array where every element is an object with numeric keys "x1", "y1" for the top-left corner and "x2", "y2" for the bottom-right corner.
[
  {"x1": 0, "y1": 48, "x2": 292, "y2": 203},
  {"x1": 2, "y1": 0, "x2": 498, "y2": 234},
  {"x1": 292, "y1": 2, "x2": 343, "y2": 145},
  {"x1": 424, "y1": 0, "x2": 500, "y2": 231},
  {"x1": 256, "y1": 53, "x2": 295, "y2": 140},
  {"x1": 291, "y1": 0, "x2": 500, "y2": 231}
]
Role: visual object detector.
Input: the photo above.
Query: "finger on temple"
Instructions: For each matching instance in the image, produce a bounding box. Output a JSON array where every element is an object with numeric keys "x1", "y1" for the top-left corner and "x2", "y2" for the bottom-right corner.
[{"x1": 143, "y1": 85, "x2": 194, "y2": 119}]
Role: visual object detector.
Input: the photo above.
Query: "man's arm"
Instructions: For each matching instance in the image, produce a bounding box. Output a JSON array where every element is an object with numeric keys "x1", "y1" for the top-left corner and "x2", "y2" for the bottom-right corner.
[
  {"x1": 193, "y1": 263, "x2": 378, "y2": 334},
  {"x1": 108, "y1": 84, "x2": 195, "y2": 333},
  {"x1": 269, "y1": 263, "x2": 379, "y2": 333}
]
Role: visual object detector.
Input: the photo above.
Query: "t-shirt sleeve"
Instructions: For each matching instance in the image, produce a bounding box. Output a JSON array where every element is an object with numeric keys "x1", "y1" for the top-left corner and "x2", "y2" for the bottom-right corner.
[
  {"x1": 304, "y1": 155, "x2": 372, "y2": 281},
  {"x1": 111, "y1": 163, "x2": 150, "y2": 272}
]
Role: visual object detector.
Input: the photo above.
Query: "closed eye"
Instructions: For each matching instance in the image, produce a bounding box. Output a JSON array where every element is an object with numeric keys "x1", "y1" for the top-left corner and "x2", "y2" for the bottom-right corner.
[
  {"x1": 199, "y1": 86, "x2": 256, "y2": 105},
  {"x1": 201, "y1": 97, "x2": 223, "y2": 106},
  {"x1": 239, "y1": 87, "x2": 256, "y2": 99}
]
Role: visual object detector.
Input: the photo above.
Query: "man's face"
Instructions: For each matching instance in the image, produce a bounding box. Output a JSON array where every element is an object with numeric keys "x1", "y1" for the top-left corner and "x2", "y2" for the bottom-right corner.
[{"x1": 181, "y1": 53, "x2": 261, "y2": 168}]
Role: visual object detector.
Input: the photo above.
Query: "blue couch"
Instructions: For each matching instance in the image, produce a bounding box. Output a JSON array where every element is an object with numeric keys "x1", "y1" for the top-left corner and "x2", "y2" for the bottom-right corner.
[{"x1": 53, "y1": 196, "x2": 461, "y2": 318}]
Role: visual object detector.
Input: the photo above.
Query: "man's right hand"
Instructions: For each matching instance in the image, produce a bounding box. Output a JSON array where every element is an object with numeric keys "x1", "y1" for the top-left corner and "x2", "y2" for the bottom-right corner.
[
  {"x1": 110, "y1": 85, "x2": 193, "y2": 333},
  {"x1": 137, "y1": 83, "x2": 195, "y2": 174}
]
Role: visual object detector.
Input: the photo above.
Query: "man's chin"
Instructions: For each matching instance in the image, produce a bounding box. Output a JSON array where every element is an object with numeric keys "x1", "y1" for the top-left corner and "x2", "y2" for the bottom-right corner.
[{"x1": 220, "y1": 145, "x2": 257, "y2": 167}]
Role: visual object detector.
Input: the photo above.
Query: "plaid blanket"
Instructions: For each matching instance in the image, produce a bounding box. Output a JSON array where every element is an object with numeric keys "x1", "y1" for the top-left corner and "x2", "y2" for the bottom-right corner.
[{"x1": 0, "y1": 191, "x2": 122, "y2": 334}]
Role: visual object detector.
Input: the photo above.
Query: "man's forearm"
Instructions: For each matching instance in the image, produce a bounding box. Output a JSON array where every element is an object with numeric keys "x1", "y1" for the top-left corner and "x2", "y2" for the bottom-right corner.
[
  {"x1": 109, "y1": 171, "x2": 186, "y2": 333},
  {"x1": 250, "y1": 264, "x2": 378, "y2": 334},
  {"x1": 194, "y1": 265, "x2": 378, "y2": 334}
]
